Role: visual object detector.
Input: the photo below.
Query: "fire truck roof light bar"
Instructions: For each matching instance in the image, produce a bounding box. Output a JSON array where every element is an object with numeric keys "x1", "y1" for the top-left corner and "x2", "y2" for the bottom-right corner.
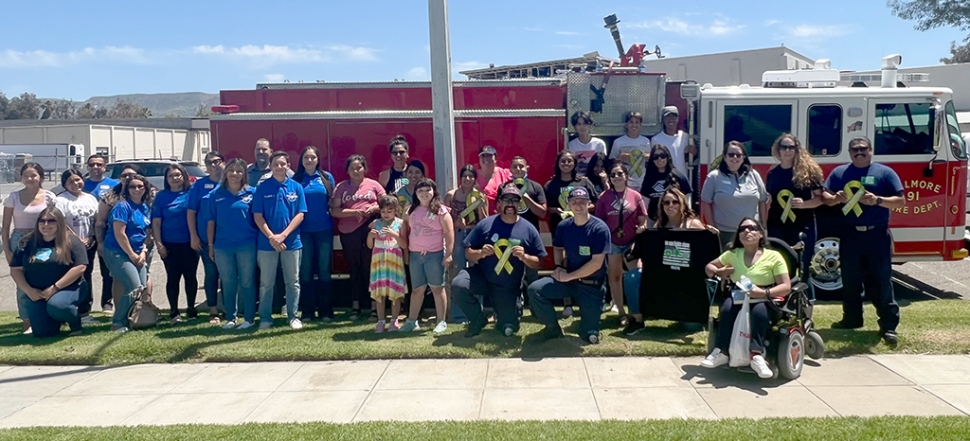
[
  {"x1": 840, "y1": 73, "x2": 930, "y2": 83},
  {"x1": 762, "y1": 63, "x2": 840, "y2": 89}
]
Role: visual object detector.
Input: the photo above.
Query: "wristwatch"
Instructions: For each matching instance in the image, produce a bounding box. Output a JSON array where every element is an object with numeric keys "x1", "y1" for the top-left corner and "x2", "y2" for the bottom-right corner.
[{"x1": 876, "y1": 197, "x2": 884, "y2": 206}]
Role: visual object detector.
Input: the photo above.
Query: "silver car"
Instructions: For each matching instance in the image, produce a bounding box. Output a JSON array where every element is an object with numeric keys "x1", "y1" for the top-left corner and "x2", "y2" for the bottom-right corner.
[{"x1": 105, "y1": 159, "x2": 208, "y2": 190}]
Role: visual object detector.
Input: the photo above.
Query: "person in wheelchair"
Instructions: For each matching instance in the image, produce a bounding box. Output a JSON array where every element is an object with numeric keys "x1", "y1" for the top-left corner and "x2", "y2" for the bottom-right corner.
[{"x1": 701, "y1": 217, "x2": 791, "y2": 378}]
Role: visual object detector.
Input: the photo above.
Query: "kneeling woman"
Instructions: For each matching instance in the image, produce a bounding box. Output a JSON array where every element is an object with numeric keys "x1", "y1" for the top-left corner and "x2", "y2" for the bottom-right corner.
[
  {"x1": 10, "y1": 207, "x2": 89, "y2": 337},
  {"x1": 701, "y1": 217, "x2": 790, "y2": 378}
]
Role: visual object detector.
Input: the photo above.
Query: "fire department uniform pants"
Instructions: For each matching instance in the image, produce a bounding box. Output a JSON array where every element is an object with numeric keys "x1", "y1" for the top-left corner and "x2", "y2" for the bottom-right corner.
[
  {"x1": 838, "y1": 226, "x2": 900, "y2": 332},
  {"x1": 453, "y1": 265, "x2": 521, "y2": 333}
]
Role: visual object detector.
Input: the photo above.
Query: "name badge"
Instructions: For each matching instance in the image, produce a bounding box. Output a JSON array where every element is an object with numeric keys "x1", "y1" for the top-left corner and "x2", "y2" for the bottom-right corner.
[
  {"x1": 579, "y1": 246, "x2": 591, "y2": 256},
  {"x1": 862, "y1": 176, "x2": 875, "y2": 186}
]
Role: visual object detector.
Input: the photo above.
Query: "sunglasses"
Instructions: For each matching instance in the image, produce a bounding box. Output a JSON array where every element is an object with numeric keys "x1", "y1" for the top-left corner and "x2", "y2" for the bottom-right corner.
[
  {"x1": 391, "y1": 151, "x2": 408, "y2": 156},
  {"x1": 850, "y1": 147, "x2": 870, "y2": 154},
  {"x1": 168, "y1": 174, "x2": 184, "y2": 179},
  {"x1": 129, "y1": 184, "x2": 146, "y2": 190},
  {"x1": 609, "y1": 172, "x2": 625, "y2": 178},
  {"x1": 87, "y1": 163, "x2": 105, "y2": 168},
  {"x1": 652, "y1": 154, "x2": 669, "y2": 160},
  {"x1": 38, "y1": 218, "x2": 57, "y2": 225},
  {"x1": 739, "y1": 224, "x2": 762, "y2": 233},
  {"x1": 779, "y1": 144, "x2": 797, "y2": 151},
  {"x1": 662, "y1": 199, "x2": 680, "y2": 206},
  {"x1": 499, "y1": 197, "x2": 521, "y2": 204},
  {"x1": 726, "y1": 152, "x2": 745, "y2": 159},
  {"x1": 206, "y1": 159, "x2": 224, "y2": 166}
]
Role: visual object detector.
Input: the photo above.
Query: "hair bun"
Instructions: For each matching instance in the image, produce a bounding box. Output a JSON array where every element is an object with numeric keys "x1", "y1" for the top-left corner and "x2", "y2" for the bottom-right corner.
[{"x1": 392, "y1": 135, "x2": 406, "y2": 142}]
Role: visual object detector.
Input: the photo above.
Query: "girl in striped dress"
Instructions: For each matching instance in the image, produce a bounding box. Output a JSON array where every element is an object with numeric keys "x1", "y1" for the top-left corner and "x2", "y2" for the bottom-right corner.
[{"x1": 367, "y1": 195, "x2": 407, "y2": 333}]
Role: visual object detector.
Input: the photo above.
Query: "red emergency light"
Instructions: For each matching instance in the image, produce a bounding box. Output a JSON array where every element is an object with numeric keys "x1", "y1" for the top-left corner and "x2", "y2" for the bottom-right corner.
[{"x1": 211, "y1": 105, "x2": 240, "y2": 114}]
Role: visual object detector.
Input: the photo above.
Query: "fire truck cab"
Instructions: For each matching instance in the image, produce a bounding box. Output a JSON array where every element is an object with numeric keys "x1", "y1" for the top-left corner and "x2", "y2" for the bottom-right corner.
[{"x1": 681, "y1": 56, "x2": 969, "y2": 294}]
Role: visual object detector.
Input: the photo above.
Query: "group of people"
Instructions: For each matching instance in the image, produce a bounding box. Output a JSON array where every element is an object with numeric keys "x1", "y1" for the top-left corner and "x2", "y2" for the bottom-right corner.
[{"x1": 4, "y1": 113, "x2": 904, "y2": 354}]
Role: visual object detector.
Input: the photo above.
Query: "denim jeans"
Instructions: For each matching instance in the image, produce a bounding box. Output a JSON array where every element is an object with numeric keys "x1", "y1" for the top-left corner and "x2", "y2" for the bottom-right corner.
[
  {"x1": 103, "y1": 247, "x2": 149, "y2": 327},
  {"x1": 449, "y1": 228, "x2": 479, "y2": 322},
  {"x1": 409, "y1": 251, "x2": 446, "y2": 288},
  {"x1": 200, "y1": 243, "x2": 220, "y2": 308},
  {"x1": 214, "y1": 245, "x2": 257, "y2": 324},
  {"x1": 257, "y1": 249, "x2": 301, "y2": 323},
  {"x1": 299, "y1": 230, "x2": 334, "y2": 319},
  {"x1": 24, "y1": 288, "x2": 82, "y2": 338},
  {"x1": 528, "y1": 276, "x2": 605, "y2": 337},
  {"x1": 10, "y1": 230, "x2": 29, "y2": 320},
  {"x1": 453, "y1": 265, "x2": 520, "y2": 332}
]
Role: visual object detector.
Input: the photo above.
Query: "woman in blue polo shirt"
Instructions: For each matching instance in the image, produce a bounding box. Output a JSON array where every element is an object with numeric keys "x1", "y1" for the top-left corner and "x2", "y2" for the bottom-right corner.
[
  {"x1": 208, "y1": 158, "x2": 259, "y2": 329},
  {"x1": 103, "y1": 174, "x2": 153, "y2": 332},
  {"x1": 293, "y1": 146, "x2": 337, "y2": 322},
  {"x1": 151, "y1": 164, "x2": 199, "y2": 324}
]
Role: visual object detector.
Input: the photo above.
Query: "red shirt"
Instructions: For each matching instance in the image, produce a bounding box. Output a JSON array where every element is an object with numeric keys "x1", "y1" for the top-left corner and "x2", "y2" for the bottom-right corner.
[{"x1": 595, "y1": 188, "x2": 648, "y2": 246}]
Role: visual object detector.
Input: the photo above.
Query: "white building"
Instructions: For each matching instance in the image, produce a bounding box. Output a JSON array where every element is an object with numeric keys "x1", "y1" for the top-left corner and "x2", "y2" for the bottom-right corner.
[
  {"x1": 641, "y1": 46, "x2": 816, "y2": 86},
  {"x1": 0, "y1": 118, "x2": 210, "y2": 162}
]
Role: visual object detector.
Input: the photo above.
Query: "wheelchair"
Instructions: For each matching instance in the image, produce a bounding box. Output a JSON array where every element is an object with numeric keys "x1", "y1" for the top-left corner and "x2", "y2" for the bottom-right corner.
[{"x1": 705, "y1": 237, "x2": 825, "y2": 380}]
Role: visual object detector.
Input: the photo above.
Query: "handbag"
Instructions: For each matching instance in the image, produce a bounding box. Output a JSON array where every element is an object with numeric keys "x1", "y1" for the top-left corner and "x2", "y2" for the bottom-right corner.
[
  {"x1": 728, "y1": 291, "x2": 752, "y2": 367},
  {"x1": 127, "y1": 287, "x2": 160, "y2": 330}
]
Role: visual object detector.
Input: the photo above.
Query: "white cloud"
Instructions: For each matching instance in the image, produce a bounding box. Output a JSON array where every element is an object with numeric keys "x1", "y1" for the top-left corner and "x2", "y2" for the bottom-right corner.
[
  {"x1": 263, "y1": 73, "x2": 285, "y2": 82},
  {"x1": 771, "y1": 23, "x2": 852, "y2": 53},
  {"x1": 764, "y1": 19, "x2": 780, "y2": 27},
  {"x1": 404, "y1": 67, "x2": 428, "y2": 80},
  {"x1": 454, "y1": 61, "x2": 488, "y2": 72},
  {"x1": 630, "y1": 17, "x2": 744, "y2": 37},
  {"x1": 555, "y1": 31, "x2": 581, "y2": 36},
  {"x1": 0, "y1": 46, "x2": 149, "y2": 68},
  {"x1": 191, "y1": 44, "x2": 378, "y2": 66},
  {"x1": 788, "y1": 24, "x2": 850, "y2": 38}
]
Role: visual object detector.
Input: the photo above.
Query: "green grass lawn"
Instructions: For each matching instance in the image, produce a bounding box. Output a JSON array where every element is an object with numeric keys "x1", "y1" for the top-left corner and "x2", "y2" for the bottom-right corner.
[
  {"x1": 1, "y1": 417, "x2": 969, "y2": 441},
  {"x1": 1, "y1": 299, "x2": 968, "y2": 366}
]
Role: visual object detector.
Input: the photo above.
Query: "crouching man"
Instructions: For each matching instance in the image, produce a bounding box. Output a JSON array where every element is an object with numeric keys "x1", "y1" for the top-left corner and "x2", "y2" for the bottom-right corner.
[{"x1": 528, "y1": 187, "x2": 610, "y2": 344}]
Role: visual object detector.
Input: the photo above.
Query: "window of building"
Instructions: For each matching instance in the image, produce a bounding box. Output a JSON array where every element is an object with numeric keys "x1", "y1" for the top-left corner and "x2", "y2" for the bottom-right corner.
[
  {"x1": 806, "y1": 104, "x2": 842, "y2": 156},
  {"x1": 873, "y1": 102, "x2": 935, "y2": 155},
  {"x1": 723, "y1": 104, "x2": 792, "y2": 157}
]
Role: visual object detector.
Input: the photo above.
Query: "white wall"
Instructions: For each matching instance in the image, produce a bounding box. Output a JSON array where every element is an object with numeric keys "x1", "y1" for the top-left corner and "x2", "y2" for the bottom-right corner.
[{"x1": 643, "y1": 47, "x2": 814, "y2": 86}]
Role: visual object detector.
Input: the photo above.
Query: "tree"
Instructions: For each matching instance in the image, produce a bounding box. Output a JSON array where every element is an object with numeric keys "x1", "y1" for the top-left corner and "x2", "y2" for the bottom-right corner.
[
  {"x1": 108, "y1": 99, "x2": 151, "y2": 118},
  {"x1": 5, "y1": 93, "x2": 41, "y2": 120},
  {"x1": 889, "y1": 0, "x2": 970, "y2": 35},
  {"x1": 0, "y1": 91, "x2": 8, "y2": 119},
  {"x1": 941, "y1": 40, "x2": 970, "y2": 63},
  {"x1": 40, "y1": 100, "x2": 77, "y2": 119},
  {"x1": 76, "y1": 102, "x2": 97, "y2": 119},
  {"x1": 194, "y1": 103, "x2": 212, "y2": 118}
]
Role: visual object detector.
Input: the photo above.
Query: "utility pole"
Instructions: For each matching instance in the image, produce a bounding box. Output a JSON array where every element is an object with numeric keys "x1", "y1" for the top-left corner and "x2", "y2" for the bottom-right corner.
[{"x1": 428, "y1": 0, "x2": 457, "y2": 191}]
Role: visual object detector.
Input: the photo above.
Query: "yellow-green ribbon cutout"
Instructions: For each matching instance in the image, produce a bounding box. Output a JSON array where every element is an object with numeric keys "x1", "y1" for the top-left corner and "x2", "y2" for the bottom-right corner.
[
  {"x1": 558, "y1": 188, "x2": 573, "y2": 219},
  {"x1": 629, "y1": 149, "x2": 646, "y2": 176},
  {"x1": 459, "y1": 189, "x2": 484, "y2": 223},
  {"x1": 514, "y1": 178, "x2": 528, "y2": 212},
  {"x1": 777, "y1": 189, "x2": 796, "y2": 223},
  {"x1": 842, "y1": 180, "x2": 864, "y2": 217},
  {"x1": 493, "y1": 238, "x2": 517, "y2": 275},
  {"x1": 396, "y1": 193, "x2": 410, "y2": 217}
]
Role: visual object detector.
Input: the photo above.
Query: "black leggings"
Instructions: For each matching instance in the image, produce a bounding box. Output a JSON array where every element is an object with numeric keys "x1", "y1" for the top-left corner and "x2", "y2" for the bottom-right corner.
[
  {"x1": 161, "y1": 242, "x2": 200, "y2": 317},
  {"x1": 340, "y1": 223, "x2": 374, "y2": 309}
]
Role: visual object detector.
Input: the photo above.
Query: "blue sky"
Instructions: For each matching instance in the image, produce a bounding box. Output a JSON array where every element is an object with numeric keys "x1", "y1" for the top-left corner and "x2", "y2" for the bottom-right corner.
[{"x1": 1, "y1": 0, "x2": 967, "y2": 100}]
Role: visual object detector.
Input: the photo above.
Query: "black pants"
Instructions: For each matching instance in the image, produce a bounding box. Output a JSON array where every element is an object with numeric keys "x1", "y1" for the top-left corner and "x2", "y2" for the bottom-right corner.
[
  {"x1": 839, "y1": 227, "x2": 899, "y2": 332},
  {"x1": 97, "y1": 246, "x2": 114, "y2": 308},
  {"x1": 453, "y1": 264, "x2": 521, "y2": 332},
  {"x1": 161, "y1": 242, "x2": 200, "y2": 318},
  {"x1": 340, "y1": 223, "x2": 374, "y2": 308},
  {"x1": 78, "y1": 244, "x2": 97, "y2": 315},
  {"x1": 716, "y1": 297, "x2": 770, "y2": 354}
]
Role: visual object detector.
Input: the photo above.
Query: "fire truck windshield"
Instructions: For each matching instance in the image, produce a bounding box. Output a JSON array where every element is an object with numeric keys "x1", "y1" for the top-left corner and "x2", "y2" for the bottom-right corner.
[{"x1": 945, "y1": 101, "x2": 967, "y2": 160}]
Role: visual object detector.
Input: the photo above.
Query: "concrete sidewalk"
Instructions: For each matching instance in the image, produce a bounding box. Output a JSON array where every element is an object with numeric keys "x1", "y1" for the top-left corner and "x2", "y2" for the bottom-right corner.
[{"x1": 0, "y1": 354, "x2": 969, "y2": 427}]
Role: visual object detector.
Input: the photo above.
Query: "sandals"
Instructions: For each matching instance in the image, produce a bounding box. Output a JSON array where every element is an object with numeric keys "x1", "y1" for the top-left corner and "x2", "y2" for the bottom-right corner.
[{"x1": 208, "y1": 315, "x2": 221, "y2": 325}]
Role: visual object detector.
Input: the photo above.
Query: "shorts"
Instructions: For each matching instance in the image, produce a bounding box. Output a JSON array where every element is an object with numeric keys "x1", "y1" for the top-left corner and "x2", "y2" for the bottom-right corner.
[
  {"x1": 409, "y1": 251, "x2": 446, "y2": 288},
  {"x1": 608, "y1": 242, "x2": 633, "y2": 256}
]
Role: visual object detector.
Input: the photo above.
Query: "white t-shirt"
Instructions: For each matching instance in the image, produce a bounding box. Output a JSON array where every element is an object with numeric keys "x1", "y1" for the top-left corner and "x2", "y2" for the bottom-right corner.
[
  {"x1": 609, "y1": 135, "x2": 651, "y2": 189},
  {"x1": 568, "y1": 137, "x2": 607, "y2": 178},
  {"x1": 55, "y1": 191, "x2": 99, "y2": 240},
  {"x1": 650, "y1": 130, "x2": 690, "y2": 177},
  {"x1": 3, "y1": 190, "x2": 56, "y2": 230}
]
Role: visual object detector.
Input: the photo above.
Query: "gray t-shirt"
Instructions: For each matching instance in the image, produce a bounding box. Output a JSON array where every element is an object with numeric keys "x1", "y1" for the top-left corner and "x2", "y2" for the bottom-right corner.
[{"x1": 700, "y1": 168, "x2": 768, "y2": 233}]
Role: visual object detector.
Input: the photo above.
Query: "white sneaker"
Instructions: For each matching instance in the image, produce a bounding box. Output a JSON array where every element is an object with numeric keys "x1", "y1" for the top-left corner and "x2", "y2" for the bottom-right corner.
[
  {"x1": 259, "y1": 321, "x2": 273, "y2": 329},
  {"x1": 433, "y1": 321, "x2": 448, "y2": 334},
  {"x1": 238, "y1": 321, "x2": 254, "y2": 330},
  {"x1": 222, "y1": 320, "x2": 237, "y2": 330},
  {"x1": 80, "y1": 315, "x2": 95, "y2": 324},
  {"x1": 562, "y1": 306, "x2": 574, "y2": 318},
  {"x1": 289, "y1": 318, "x2": 304, "y2": 330},
  {"x1": 750, "y1": 354, "x2": 773, "y2": 379},
  {"x1": 610, "y1": 304, "x2": 620, "y2": 314},
  {"x1": 701, "y1": 348, "x2": 729, "y2": 368}
]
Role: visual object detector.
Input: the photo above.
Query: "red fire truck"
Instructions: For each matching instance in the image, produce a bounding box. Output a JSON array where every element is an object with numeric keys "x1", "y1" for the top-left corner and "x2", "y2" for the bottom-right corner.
[{"x1": 209, "y1": 55, "x2": 967, "y2": 297}]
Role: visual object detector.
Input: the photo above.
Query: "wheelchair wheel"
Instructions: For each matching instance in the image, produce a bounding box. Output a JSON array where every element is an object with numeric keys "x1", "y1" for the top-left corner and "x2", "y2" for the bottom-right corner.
[
  {"x1": 777, "y1": 331, "x2": 805, "y2": 380},
  {"x1": 805, "y1": 331, "x2": 825, "y2": 360}
]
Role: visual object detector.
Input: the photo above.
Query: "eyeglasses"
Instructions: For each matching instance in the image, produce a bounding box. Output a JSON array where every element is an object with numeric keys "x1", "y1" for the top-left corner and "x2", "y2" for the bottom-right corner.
[
  {"x1": 739, "y1": 224, "x2": 762, "y2": 233},
  {"x1": 129, "y1": 185, "x2": 146, "y2": 190},
  {"x1": 662, "y1": 199, "x2": 680, "y2": 206},
  {"x1": 391, "y1": 150, "x2": 407, "y2": 156},
  {"x1": 559, "y1": 160, "x2": 574, "y2": 164},
  {"x1": 206, "y1": 159, "x2": 224, "y2": 166},
  {"x1": 609, "y1": 172, "x2": 625, "y2": 178},
  {"x1": 652, "y1": 154, "x2": 669, "y2": 160},
  {"x1": 726, "y1": 152, "x2": 745, "y2": 159},
  {"x1": 168, "y1": 174, "x2": 184, "y2": 179},
  {"x1": 38, "y1": 218, "x2": 57, "y2": 225},
  {"x1": 779, "y1": 144, "x2": 797, "y2": 151},
  {"x1": 850, "y1": 147, "x2": 870, "y2": 154},
  {"x1": 499, "y1": 197, "x2": 521, "y2": 204},
  {"x1": 87, "y1": 163, "x2": 105, "y2": 168}
]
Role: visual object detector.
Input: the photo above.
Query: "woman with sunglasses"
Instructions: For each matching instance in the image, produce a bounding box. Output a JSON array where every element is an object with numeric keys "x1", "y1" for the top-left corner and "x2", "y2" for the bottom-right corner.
[
  {"x1": 640, "y1": 144, "x2": 692, "y2": 223},
  {"x1": 701, "y1": 141, "x2": 769, "y2": 249},
  {"x1": 10, "y1": 207, "x2": 89, "y2": 338},
  {"x1": 103, "y1": 174, "x2": 154, "y2": 332},
  {"x1": 594, "y1": 165, "x2": 648, "y2": 322},
  {"x1": 379, "y1": 135, "x2": 411, "y2": 194},
  {"x1": 702, "y1": 217, "x2": 791, "y2": 378},
  {"x1": 766, "y1": 134, "x2": 823, "y2": 298}
]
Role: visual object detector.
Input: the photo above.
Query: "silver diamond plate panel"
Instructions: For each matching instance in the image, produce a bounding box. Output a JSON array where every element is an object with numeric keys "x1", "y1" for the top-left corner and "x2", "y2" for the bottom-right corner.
[{"x1": 565, "y1": 72, "x2": 665, "y2": 137}]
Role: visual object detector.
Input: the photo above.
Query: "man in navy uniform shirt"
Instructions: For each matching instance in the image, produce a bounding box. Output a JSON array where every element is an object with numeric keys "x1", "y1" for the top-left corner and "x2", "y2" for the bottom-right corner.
[
  {"x1": 454, "y1": 183, "x2": 546, "y2": 338},
  {"x1": 823, "y1": 137, "x2": 905, "y2": 347},
  {"x1": 528, "y1": 187, "x2": 611, "y2": 344}
]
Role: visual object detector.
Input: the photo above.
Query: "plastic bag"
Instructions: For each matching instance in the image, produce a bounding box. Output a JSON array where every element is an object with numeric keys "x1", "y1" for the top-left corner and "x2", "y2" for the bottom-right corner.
[{"x1": 729, "y1": 290, "x2": 752, "y2": 367}]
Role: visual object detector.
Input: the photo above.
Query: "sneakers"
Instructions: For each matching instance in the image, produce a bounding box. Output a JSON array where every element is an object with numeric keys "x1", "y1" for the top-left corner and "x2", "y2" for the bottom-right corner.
[
  {"x1": 750, "y1": 354, "x2": 773, "y2": 379},
  {"x1": 623, "y1": 319, "x2": 645, "y2": 336},
  {"x1": 601, "y1": 301, "x2": 613, "y2": 313},
  {"x1": 399, "y1": 319, "x2": 419, "y2": 332},
  {"x1": 80, "y1": 315, "x2": 96, "y2": 325},
  {"x1": 464, "y1": 324, "x2": 483, "y2": 338},
  {"x1": 289, "y1": 318, "x2": 304, "y2": 330},
  {"x1": 882, "y1": 330, "x2": 899, "y2": 347},
  {"x1": 102, "y1": 304, "x2": 114, "y2": 314},
  {"x1": 238, "y1": 321, "x2": 254, "y2": 330},
  {"x1": 259, "y1": 321, "x2": 273, "y2": 330},
  {"x1": 170, "y1": 315, "x2": 186, "y2": 325},
  {"x1": 433, "y1": 321, "x2": 448, "y2": 334},
  {"x1": 22, "y1": 327, "x2": 33, "y2": 335},
  {"x1": 389, "y1": 320, "x2": 401, "y2": 332},
  {"x1": 701, "y1": 348, "x2": 729, "y2": 368},
  {"x1": 831, "y1": 319, "x2": 864, "y2": 330},
  {"x1": 562, "y1": 306, "x2": 574, "y2": 318},
  {"x1": 111, "y1": 325, "x2": 129, "y2": 333},
  {"x1": 376, "y1": 321, "x2": 386, "y2": 333},
  {"x1": 585, "y1": 331, "x2": 600, "y2": 345},
  {"x1": 222, "y1": 320, "x2": 237, "y2": 330}
]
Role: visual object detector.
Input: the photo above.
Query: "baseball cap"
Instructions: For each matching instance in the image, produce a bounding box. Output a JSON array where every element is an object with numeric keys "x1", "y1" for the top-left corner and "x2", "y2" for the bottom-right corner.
[
  {"x1": 567, "y1": 187, "x2": 590, "y2": 202},
  {"x1": 662, "y1": 106, "x2": 679, "y2": 117},
  {"x1": 499, "y1": 183, "x2": 521, "y2": 199},
  {"x1": 479, "y1": 145, "x2": 498, "y2": 156}
]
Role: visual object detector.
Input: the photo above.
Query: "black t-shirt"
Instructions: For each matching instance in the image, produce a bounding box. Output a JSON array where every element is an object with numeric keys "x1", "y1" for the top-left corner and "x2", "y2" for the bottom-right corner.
[
  {"x1": 12, "y1": 235, "x2": 88, "y2": 291},
  {"x1": 765, "y1": 166, "x2": 818, "y2": 232},
  {"x1": 639, "y1": 169, "x2": 693, "y2": 220},
  {"x1": 632, "y1": 228, "x2": 722, "y2": 323},
  {"x1": 543, "y1": 176, "x2": 599, "y2": 238},
  {"x1": 515, "y1": 178, "x2": 547, "y2": 232}
]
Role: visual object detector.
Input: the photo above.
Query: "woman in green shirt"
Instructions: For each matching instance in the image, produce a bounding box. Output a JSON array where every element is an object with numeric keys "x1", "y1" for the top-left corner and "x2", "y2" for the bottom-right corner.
[{"x1": 700, "y1": 217, "x2": 791, "y2": 378}]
